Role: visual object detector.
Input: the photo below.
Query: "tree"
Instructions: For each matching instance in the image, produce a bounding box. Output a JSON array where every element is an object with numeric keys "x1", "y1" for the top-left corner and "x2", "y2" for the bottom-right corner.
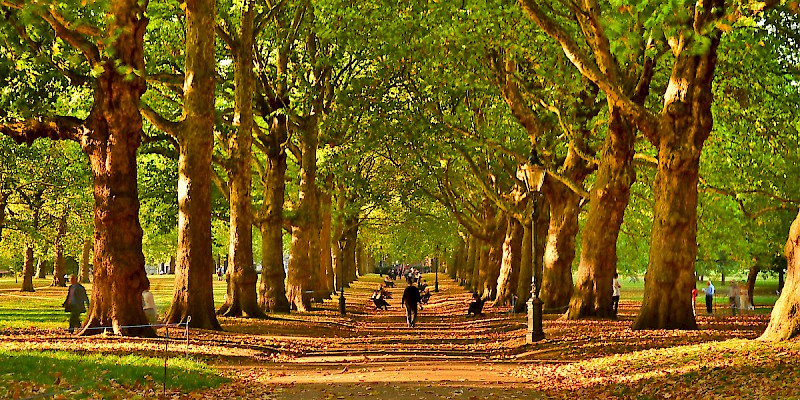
[
  {"x1": 1, "y1": 0, "x2": 155, "y2": 336},
  {"x1": 142, "y1": 0, "x2": 221, "y2": 330}
]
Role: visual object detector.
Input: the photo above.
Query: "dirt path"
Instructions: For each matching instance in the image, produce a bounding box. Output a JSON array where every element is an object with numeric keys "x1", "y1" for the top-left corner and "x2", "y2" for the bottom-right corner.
[{"x1": 207, "y1": 275, "x2": 541, "y2": 398}]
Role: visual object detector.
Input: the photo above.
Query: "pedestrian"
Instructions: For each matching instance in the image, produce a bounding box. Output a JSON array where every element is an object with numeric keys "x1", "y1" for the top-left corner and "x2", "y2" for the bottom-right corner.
[
  {"x1": 728, "y1": 281, "x2": 740, "y2": 316},
  {"x1": 142, "y1": 281, "x2": 158, "y2": 323},
  {"x1": 62, "y1": 274, "x2": 89, "y2": 334},
  {"x1": 401, "y1": 282, "x2": 421, "y2": 328},
  {"x1": 702, "y1": 280, "x2": 715, "y2": 314},
  {"x1": 691, "y1": 286, "x2": 698, "y2": 316},
  {"x1": 611, "y1": 273, "x2": 621, "y2": 316}
]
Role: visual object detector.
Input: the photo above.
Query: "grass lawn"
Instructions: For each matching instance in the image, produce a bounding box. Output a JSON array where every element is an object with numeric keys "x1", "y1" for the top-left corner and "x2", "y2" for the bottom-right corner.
[{"x1": 0, "y1": 349, "x2": 227, "y2": 399}]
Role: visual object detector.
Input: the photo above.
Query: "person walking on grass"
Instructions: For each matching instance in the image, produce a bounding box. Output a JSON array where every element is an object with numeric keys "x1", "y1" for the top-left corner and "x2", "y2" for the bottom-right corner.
[
  {"x1": 401, "y1": 282, "x2": 421, "y2": 328},
  {"x1": 703, "y1": 280, "x2": 715, "y2": 314},
  {"x1": 62, "y1": 274, "x2": 89, "y2": 334}
]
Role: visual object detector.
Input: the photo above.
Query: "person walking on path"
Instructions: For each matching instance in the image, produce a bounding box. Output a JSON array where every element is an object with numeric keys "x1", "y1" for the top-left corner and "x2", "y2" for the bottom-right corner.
[
  {"x1": 401, "y1": 282, "x2": 421, "y2": 328},
  {"x1": 62, "y1": 274, "x2": 89, "y2": 334},
  {"x1": 142, "y1": 281, "x2": 158, "y2": 323},
  {"x1": 703, "y1": 280, "x2": 715, "y2": 314},
  {"x1": 691, "y1": 287, "x2": 698, "y2": 316},
  {"x1": 611, "y1": 273, "x2": 622, "y2": 316}
]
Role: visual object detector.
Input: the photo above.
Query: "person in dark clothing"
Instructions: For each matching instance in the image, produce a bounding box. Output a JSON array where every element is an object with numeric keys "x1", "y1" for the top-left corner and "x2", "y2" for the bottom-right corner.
[
  {"x1": 401, "y1": 282, "x2": 421, "y2": 327},
  {"x1": 63, "y1": 274, "x2": 89, "y2": 334},
  {"x1": 467, "y1": 292, "x2": 485, "y2": 316}
]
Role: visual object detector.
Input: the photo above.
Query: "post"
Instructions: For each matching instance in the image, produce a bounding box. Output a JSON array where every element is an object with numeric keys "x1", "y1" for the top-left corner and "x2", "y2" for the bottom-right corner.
[
  {"x1": 434, "y1": 245, "x2": 440, "y2": 292},
  {"x1": 523, "y1": 151, "x2": 546, "y2": 344},
  {"x1": 527, "y1": 192, "x2": 545, "y2": 343},
  {"x1": 338, "y1": 263, "x2": 346, "y2": 316}
]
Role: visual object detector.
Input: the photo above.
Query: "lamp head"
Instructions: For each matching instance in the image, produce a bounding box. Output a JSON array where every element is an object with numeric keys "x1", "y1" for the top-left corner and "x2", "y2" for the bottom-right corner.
[{"x1": 523, "y1": 149, "x2": 546, "y2": 192}]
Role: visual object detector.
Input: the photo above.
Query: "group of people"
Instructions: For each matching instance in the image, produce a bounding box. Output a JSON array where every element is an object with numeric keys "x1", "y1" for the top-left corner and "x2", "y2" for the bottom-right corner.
[
  {"x1": 694, "y1": 280, "x2": 753, "y2": 316},
  {"x1": 62, "y1": 274, "x2": 158, "y2": 333}
]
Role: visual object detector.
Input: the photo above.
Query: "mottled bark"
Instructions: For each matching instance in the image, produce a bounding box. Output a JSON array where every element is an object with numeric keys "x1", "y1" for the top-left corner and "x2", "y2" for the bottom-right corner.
[
  {"x1": 632, "y1": 10, "x2": 722, "y2": 329},
  {"x1": 568, "y1": 107, "x2": 635, "y2": 320},
  {"x1": 286, "y1": 120, "x2": 319, "y2": 312},
  {"x1": 165, "y1": 0, "x2": 220, "y2": 330},
  {"x1": 52, "y1": 212, "x2": 68, "y2": 287},
  {"x1": 21, "y1": 245, "x2": 35, "y2": 292},
  {"x1": 318, "y1": 183, "x2": 334, "y2": 294},
  {"x1": 484, "y1": 221, "x2": 505, "y2": 300},
  {"x1": 514, "y1": 223, "x2": 533, "y2": 313},
  {"x1": 257, "y1": 116, "x2": 290, "y2": 312},
  {"x1": 217, "y1": 0, "x2": 264, "y2": 319},
  {"x1": 36, "y1": 259, "x2": 47, "y2": 279},
  {"x1": 760, "y1": 210, "x2": 800, "y2": 341},
  {"x1": 79, "y1": 238, "x2": 91, "y2": 283},
  {"x1": 463, "y1": 236, "x2": 477, "y2": 290},
  {"x1": 495, "y1": 218, "x2": 523, "y2": 305}
]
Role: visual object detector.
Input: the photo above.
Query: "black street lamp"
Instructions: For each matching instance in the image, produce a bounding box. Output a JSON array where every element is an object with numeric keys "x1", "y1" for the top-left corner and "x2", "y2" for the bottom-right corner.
[
  {"x1": 434, "y1": 244, "x2": 440, "y2": 292},
  {"x1": 339, "y1": 258, "x2": 346, "y2": 316},
  {"x1": 522, "y1": 150, "x2": 546, "y2": 343}
]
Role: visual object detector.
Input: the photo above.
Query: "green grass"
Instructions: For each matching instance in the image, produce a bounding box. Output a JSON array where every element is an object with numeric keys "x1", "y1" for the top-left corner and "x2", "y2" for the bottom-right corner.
[
  {"x1": 0, "y1": 349, "x2": 227, "y2": 398},
  {"x1": 0, "y1": 276, "x2": 229, "y2": 330}
]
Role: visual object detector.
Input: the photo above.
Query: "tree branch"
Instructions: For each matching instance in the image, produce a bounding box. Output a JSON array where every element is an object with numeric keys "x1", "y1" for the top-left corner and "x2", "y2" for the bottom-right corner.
[{"x1": 0, "y1": 117, "x2": 86, "y2": 145}]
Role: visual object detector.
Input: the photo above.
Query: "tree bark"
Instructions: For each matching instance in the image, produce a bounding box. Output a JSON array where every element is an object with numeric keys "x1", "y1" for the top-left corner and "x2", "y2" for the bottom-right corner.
[
  {"x1": 257, "y1": 116, "x2": 290, "y2": 313},
  {"x1": 285, "y1": 119, "x2": 319, "y2": 312},
  {"x1": 632, "y1": 15, "x2": 722, "y2": 329},
  {"x1": 567, "y1": 107, "x2": 635, "y2": 320},
  {"x1": 760, "y1": 210, "x2": 800, "y2": 341},
  {"x1": 36, "y1": 259, "x2": 47, "y2": 279},
  {"x1": 164, "y1": 0, "x2": 221, "y2": 330},
  {"x1": 514, "y1": 222, "x2": 533, "y2": 313},
  {"x1": 747, "y1": 264, "x2": 759, "y2": 307},
  {"x1": 79, "y1": 237, "x2": 91, "y2": 283},
  {"x1": 52, "y1": 212, "x2": 68, "y2": 287},
  {"x1": 216, "y1": 0, "x2": 264, "y2": 319},
  {"x1": 463, "y1": 235, "x2": 477, "y2": 290},
  {"x1": 21, "y1": 245, "x2": 35, "y2": 292},
  {"x1": 495, "y1": 218, "x2": 522, "y2": 306},
  {"x1": 318, "y1": 182, "x2": 334, "y2": 296}
]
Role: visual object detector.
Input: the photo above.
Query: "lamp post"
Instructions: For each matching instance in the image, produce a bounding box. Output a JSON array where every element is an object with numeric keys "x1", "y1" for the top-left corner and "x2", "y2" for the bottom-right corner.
[
  {"x1": 339, "y1": 254, "x2": 346, "y2": 316},
  {"x1": 522, "y1": 150, "x2": 546, "y2": 343},
  {"x1": 434, "y1": 244, "x2": 440, "y2": 292}
]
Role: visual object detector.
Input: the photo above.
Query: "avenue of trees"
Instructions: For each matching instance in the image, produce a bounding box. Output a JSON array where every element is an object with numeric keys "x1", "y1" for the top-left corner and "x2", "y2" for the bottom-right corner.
[{"x1": 1, "y1": 0, "x2": 799, "y2": 339}]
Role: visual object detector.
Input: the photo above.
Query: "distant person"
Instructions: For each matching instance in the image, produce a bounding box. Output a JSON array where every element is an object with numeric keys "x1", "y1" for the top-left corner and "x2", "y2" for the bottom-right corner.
[
  {"x1": 703, "y1": 280, "x2": 715, "y2": 314},
  {"x1": 728, "y1": 281, "x2": 740, "y2": 316},
  {"x1": 142, "y1": 281, "x2": 158, "y2": 323},
  {"x1": 63, "y1": 274, "x2": 89, "y2": 334},
  {"x1": 612, "y1": 273, "x2": 621, "y2": 316},
  {"x1": 467, "y1": 292, "x2": 485, "y2": 317},
  {"x1": 384, "y1": 275, "x2": 395, "y2": 288},
  {"x1": 371, "y1": 288, "x2": 390, "y2": 310},
  {"x1": 401, "y1": 282, "x2": 421, "y2": 327},
  {"x1": 691, "y1": 286, "x2": 698, "y2": 316}
]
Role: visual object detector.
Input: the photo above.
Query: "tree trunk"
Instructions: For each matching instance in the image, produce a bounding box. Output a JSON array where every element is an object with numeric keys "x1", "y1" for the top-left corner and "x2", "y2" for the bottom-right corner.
[
  {"x1": 632, "y1": 22, "x2": 722, "y2": 329},
  {"x1": 52, "y1": 212, "x2": 68, "y2": 287},
  {"x1": 256, "y1": 115, "x2": 290, "y2": 312},
  {"x1": 484, "y1": 223, "x2": 505, "y2": 300},
  {"x1": 63, "y1": 0, "x2": 153, "y2": 337},
  {"x1": 514, "y1": 222, "x2": 533, "y2": 313},
  {"x1": 168, "y1": 255, "x2": 176, "y2": 274},
  {"x1": 567, "y1": 107, "x2": 635, "y2": 320},
  {"x1": 36, "y1": 259, "x2": 47, "y2": 279},
  {"x1": 21, "y1": 245, "x2": 34, "y2": 292},
  {"x1": 495, "y1": 218, "x2": 522, "y2": 305},
  {"x1": 79, "y1": 238, "x2": 91, "y2": 283},
  {"x1": 164, "y1": 0, "x2": 221, "y2": 330},
  {"x1": 746, "y1": 264, "x2": 759, "y2": 307},
  {"x1": 760, "y1": 210, "x2": 800, "y2": 341},
  {"x1": 463, "y1": 235, "x2": 477, "y2": 289},
  {"x1": 473, "y1": 240, "x2": 486, "y2": 295},
  {"x1": 341, "y1": 222, "x2": 359, "y2": 286},
  {"x1": 217, "y1": 0, "x2": 264, "y2": 319},
  {"x1": 318, "y1": 183, "x2": 334, "y2": 296},
  {"x1": 285, "y1": 119, "x2": 319, "y2": 312}
]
